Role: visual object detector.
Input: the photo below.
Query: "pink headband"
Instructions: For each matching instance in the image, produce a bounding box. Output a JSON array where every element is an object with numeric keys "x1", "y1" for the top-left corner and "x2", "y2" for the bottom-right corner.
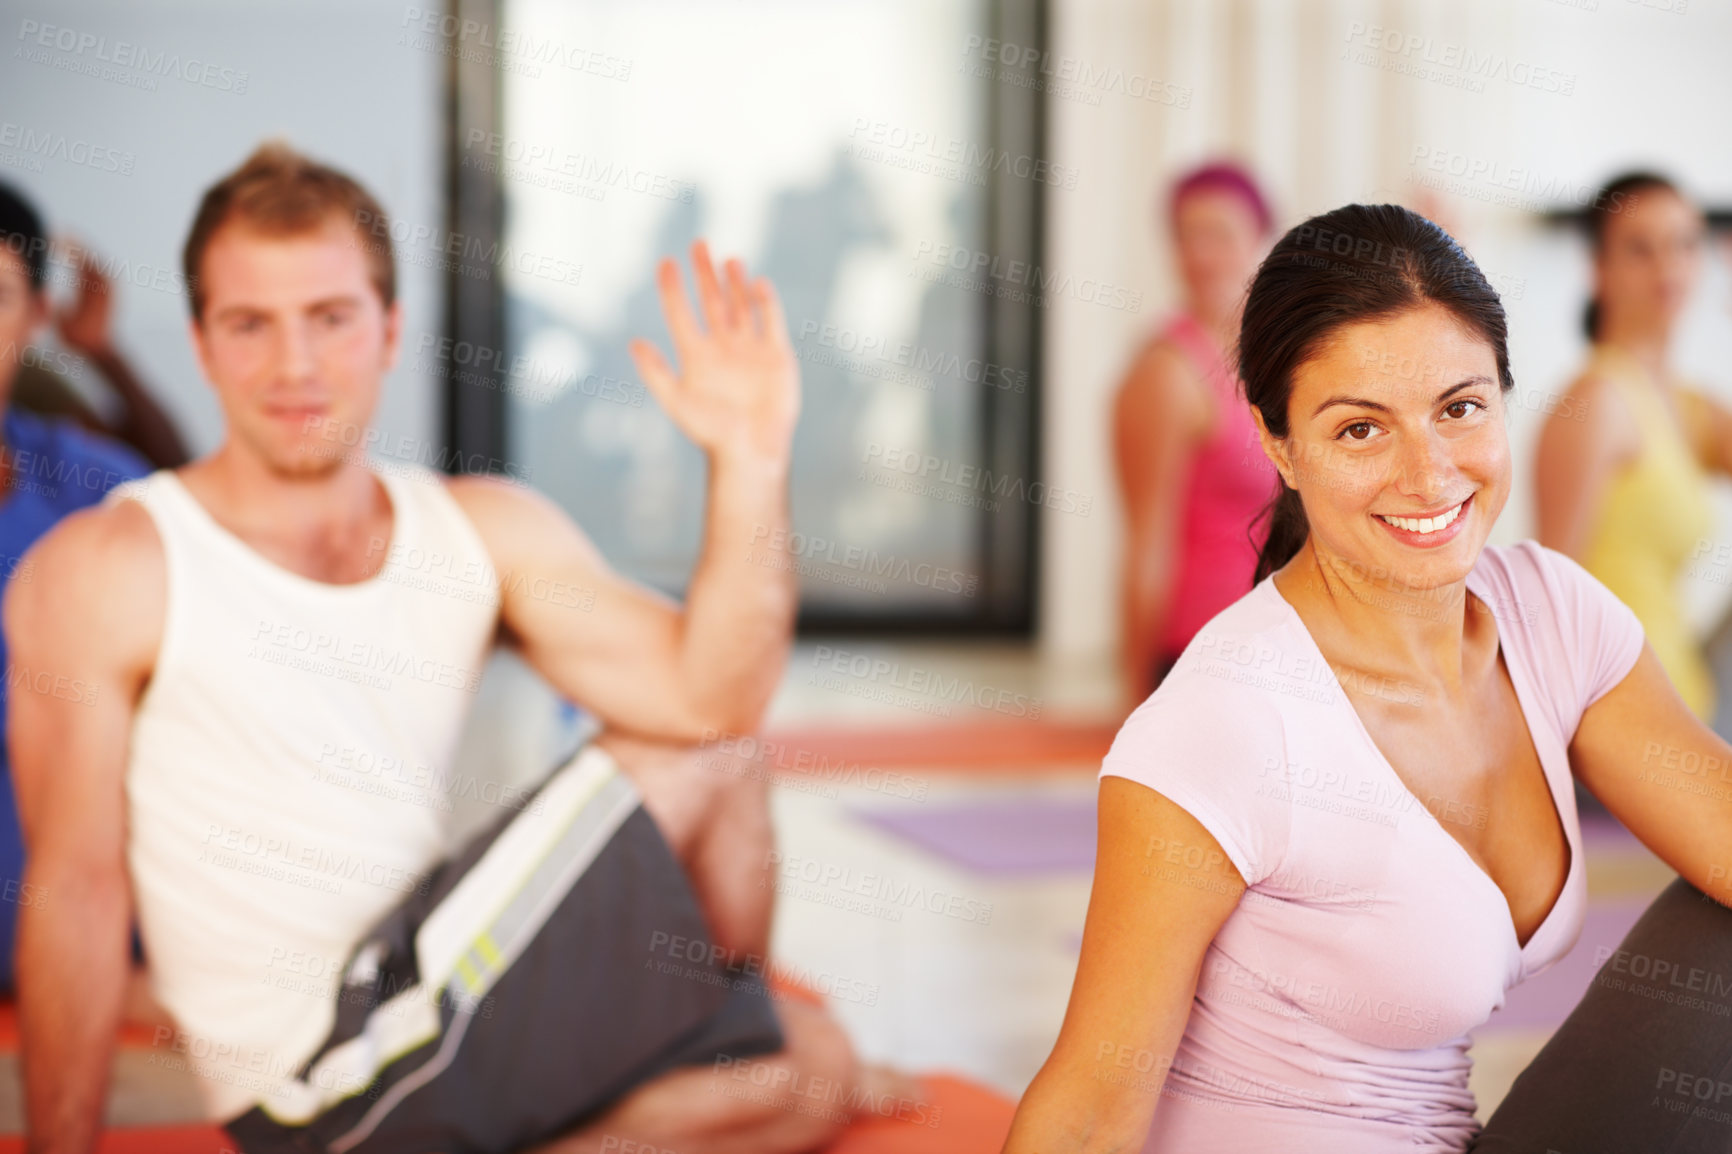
[{"x1": 1168, "y1": 162, "x2": 1273, "y2": 236}]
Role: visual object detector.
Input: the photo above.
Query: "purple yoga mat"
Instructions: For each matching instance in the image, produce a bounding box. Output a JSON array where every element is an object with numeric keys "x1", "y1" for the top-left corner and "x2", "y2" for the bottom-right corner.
[
  {"x1": 1475, "y1": 813, "x2": 1664, "y2": 1032},
  {"x1": 848, "y1": 796, "x2": 1099, "y2": 876},
  {"x1": 1476, "y1": 897, "x2": 1654, "y2": 1032}
]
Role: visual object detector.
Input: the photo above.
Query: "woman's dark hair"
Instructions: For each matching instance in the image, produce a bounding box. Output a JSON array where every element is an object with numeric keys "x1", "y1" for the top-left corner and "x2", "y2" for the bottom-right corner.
[
  {"x1": 1237, "y1": 203, "x2": 1515, "y2": 585},
  {"x1": 1579, "y1": 170, "x2": 1678, "y2": 341}
]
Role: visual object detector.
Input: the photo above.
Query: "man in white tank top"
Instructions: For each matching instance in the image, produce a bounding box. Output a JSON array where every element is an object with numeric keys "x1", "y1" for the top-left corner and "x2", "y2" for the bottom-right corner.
[{"x1": 4, "y1": 144, "x2": 881, "y2": 1152}]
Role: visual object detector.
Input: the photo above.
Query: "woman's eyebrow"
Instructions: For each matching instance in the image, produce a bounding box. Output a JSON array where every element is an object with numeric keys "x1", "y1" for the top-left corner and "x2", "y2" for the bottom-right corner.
[{"x1": 1311, "y1": 375, "x2": 1495, "y2": 418}]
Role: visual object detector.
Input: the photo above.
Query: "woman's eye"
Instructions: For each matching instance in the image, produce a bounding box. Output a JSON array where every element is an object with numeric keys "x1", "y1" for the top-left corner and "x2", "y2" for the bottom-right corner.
[
  {"x1": 1337, "y1": 422, "x2": 1376, "y2": 442},
  {"x1": 1445, "y1": 399, "x2": 1484, "y2": 420}
]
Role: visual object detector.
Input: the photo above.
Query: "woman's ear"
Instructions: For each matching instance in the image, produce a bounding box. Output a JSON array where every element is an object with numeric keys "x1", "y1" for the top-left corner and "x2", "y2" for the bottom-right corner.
[{"x1": 1248, "y1": 405, "x2": 1297, "y2": 490}]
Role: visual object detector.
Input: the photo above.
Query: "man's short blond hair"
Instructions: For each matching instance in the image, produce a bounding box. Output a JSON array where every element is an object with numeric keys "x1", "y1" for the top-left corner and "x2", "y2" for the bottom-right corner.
[{"x1": 182, "y1": 140, "x2": 396, "y2": 321}]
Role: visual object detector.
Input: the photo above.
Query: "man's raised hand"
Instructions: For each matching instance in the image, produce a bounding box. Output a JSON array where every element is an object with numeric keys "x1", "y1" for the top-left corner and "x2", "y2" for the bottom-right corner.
[{"x1": 628, "y1": 241, "x2": 800, "y2": 467}]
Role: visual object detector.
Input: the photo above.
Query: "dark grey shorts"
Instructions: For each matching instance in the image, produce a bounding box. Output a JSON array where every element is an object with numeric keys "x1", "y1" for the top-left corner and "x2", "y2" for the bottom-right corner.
[{"x1": 224, "y1": 746, "x2": 786, "y2": 1154}]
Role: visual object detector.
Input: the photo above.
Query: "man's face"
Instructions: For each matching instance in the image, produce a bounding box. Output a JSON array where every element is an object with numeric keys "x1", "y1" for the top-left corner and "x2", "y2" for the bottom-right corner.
[
  {"x1": 0, "y1": 248, "x2": 49, "y2": 409},
  {"x1": 190, "y1": 216, "x2": 399, "y2": 476}
]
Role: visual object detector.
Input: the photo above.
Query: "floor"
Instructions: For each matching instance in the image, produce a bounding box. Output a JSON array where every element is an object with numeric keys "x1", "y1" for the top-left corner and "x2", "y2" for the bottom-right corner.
[{"x1": 8, "y1": 640, "x2": 1680, "y2": 1131}]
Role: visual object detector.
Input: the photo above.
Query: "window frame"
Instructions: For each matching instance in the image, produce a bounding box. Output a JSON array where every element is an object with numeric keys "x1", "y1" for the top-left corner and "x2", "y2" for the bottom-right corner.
[{"x1": 439, "y1": 0, "x2": 1049, "y2": 637}]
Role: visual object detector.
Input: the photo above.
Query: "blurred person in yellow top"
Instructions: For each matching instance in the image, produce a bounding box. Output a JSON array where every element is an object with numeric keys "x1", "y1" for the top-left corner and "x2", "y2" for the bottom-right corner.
[{"x1": 1536, "y1": 172, "x2": 1724, "y2": 723}]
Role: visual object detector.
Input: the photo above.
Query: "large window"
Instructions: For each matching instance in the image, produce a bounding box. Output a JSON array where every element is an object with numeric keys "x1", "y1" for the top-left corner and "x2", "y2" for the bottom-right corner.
[{"x1": 442, "y1": 0, "x2": 1045, "y2": 632}]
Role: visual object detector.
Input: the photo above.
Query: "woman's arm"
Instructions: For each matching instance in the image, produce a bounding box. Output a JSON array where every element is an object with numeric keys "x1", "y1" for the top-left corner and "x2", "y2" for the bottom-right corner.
[
  {"x1": 1113, "y1": 342, "x2": 1211, "y2": 705},
  {"x1": 1570, "y1": 641, "x2": 1732, "y2": 907},
  {"x1": 1533, "y1": 372, "x2": 1633, "y2": 562},
  {"x1": 1002, "y1": 775, "x2": 1246, "y2": 1153},
  {"x1": 1674, "y1": 386, "x2": 1732, "y2": 478}
]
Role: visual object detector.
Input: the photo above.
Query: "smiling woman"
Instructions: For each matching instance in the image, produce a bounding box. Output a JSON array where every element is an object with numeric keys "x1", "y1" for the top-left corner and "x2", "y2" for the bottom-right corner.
[
  {"x1": 1001, "y1": 204, "x2": 1732, "y2": 1154},
  {"x1": 1239, "y1": 203, "x2": 1516, "y2": 589}
]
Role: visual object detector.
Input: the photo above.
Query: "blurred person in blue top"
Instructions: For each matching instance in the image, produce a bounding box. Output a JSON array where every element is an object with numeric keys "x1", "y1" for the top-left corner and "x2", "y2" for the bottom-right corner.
[{"x1": 0, "y1": 182, "x2": 153, "y2": 992}]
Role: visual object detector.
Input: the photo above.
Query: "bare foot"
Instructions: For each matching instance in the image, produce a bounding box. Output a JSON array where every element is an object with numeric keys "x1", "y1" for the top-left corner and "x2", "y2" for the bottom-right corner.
[
  {"x1": 120, "y1": 966, "x2": 175, "y2": 1030},
  {"x1": 851, "y1": 1064, "x2": 928, "y2": 1123}
]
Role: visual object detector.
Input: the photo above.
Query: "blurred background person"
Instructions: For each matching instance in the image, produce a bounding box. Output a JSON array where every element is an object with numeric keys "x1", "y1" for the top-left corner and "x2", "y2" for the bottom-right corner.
[
  {"x1": 12, "y1": 236, "x2": 190, "y2": 471},
  {"x1": 1112, "y1": 161, "x2": 1277, "y2": 706},
  {"x1": 1534, "y1": 172, "x2": 1723, "y2": 726},
  {"x1": 0, "y1": 182, "x2": 156, "y2": 995}
]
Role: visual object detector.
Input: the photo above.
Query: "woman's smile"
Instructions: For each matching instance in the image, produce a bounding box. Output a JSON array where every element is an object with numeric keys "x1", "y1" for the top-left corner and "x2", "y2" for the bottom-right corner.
[{"x1": 1373, "y1": 493, "x2": 1474, "y2": 548}]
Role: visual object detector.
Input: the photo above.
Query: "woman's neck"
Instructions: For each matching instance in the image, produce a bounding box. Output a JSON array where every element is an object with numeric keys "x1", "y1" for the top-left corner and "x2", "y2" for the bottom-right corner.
[
  {"x1": 1597, "y1": 315, "x2": 1673, "y2": 384},
  {"x1": 1276, "y1": 543, "x2": 1490, "y2": 696},
  {"x1": 1187, "y1": 298, "x2": 1241, "y2": 360}
]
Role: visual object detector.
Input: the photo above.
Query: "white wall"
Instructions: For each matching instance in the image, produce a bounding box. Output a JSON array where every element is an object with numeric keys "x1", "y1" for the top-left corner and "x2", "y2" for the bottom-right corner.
[
  {"x1": 1040, "y1": 0, "x2": 1732, "y2": 672},
  {"x1": 0, "y1": 0, "x2": 444, "y2": 455}
]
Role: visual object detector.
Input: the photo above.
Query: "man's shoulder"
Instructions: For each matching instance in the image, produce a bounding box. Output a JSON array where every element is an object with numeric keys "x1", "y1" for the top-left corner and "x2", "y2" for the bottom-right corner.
[
  {"x1": 4, "y1": 494, "x2": 164, "y2": 671},
  {"x1": 22, "y1": 492, "x2": 163, "y2": 595},
  {"x1": 440, "y1": 471, "x2": 568, "y2": 541}
]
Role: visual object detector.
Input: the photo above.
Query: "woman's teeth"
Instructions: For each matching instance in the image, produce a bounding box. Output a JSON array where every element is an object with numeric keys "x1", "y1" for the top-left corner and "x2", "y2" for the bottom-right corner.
[{"x1": 1377, "y1": 501, "x2": 1464, "y2": 535}]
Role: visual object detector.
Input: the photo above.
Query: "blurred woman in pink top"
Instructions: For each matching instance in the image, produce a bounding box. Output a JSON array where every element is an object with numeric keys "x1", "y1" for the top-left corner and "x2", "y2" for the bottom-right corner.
[
  {"x1": 1115, "y1": 161, "x2": 1278, "y2": 705},
  {"x1": 1005, "y1": 204, "x2": 1732, "y2": 1153}
]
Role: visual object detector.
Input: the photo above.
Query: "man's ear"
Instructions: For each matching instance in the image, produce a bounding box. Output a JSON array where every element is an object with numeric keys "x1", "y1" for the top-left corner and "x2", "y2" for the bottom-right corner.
[
  {"x1": 1248, "y1": 404, "x2": 1297, "y2": 489},
  {"x1": 380, "y1": 298, "x2": 402, "y2": 375},
  {"x1": 187, "y1": 314, "x2": 214, "y2": 389}
]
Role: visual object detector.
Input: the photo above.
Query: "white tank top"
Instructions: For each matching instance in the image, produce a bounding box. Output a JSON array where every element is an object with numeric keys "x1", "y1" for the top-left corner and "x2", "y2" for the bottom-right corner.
[{"x1": 107, "y1": 464, "x2": 501, "y2": 1119}]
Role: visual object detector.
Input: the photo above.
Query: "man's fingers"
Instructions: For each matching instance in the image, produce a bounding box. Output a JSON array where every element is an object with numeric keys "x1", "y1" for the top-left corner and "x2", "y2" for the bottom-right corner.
[
  {"x1": 724, "y1": 259, "x2": 754, "y2": 337},
  {"x1": 628, "y1": 338, "x2": 681, "y2": 410},
  {"x1": 656, "y1": 257, "x2": 704, "y2": 353},
  {"x1": 751, "y1": 278, "x2": 790, "y2": 349},
  {"x1": 690, "y1": 240, "x2": 735, "y2": 332}
]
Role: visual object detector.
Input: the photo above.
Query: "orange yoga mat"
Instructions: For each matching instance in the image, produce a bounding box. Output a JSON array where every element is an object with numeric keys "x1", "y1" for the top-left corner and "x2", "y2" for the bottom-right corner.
[
  {"x1": 0, "y1": 984, "x2": 1015, "y2": 1153},
  {"x1": 764, "y1": 719, "x2": 1115, "y2": 774},
  {"x1": 767, "y1": 974, "x2": 1017, "y2": 1153},
  {"x1": 0, "y1": 1127, "x2": 236, "y2": 1153},
  {"x1": 825, "y1": 1071, "x2": 1015, "y2": 1154}
]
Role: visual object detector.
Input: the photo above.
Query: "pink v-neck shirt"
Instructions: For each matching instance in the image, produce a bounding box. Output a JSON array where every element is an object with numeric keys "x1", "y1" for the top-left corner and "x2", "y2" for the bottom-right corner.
[{"x1": 1100, "y1": 541, "x2": 1646, "y2": 1152}]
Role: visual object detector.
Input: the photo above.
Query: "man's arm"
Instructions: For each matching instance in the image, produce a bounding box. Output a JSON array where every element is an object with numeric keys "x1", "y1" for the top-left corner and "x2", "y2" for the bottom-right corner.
[
  {"x1": 6, "y1": 500, "x2": 164, "y2": 1153},
  {"x1": 450, "y1": 241, "x2": 799, "y2": 743}
]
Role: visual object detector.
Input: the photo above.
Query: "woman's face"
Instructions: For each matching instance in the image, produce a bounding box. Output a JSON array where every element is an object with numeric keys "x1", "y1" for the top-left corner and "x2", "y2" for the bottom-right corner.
[
  {"x1": 1595, "y1": 185, "x2": 1704, "y2": 335},
  {"x1": 1173, "y1": 188, "x2": 1265, "y2": 320},
  {"x1": 1257, "y1": 302, "x2": 1510, "y2": 596}
]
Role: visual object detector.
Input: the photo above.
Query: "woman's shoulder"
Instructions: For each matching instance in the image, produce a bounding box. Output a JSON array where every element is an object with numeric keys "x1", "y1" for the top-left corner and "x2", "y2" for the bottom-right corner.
[
  {"x1": 1104, "y1": 582, "x2": 1301, "y2": 886},
  {"x1": 1473, "y1": 538, "x2": 1607, "y2": 601},
  {"x1": 1117, "y1": 581, "x2": 1312, "y2": 740},
  {"x1": 1116, "y1": 325, "x2": 1215, "y2": 434},
  {"x1": 1470, "y1": 539, "x2": 1581, "y2": 627},
  {"x1": 1471, "y1": 540, "x2": 1646, "y2": 717}
]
